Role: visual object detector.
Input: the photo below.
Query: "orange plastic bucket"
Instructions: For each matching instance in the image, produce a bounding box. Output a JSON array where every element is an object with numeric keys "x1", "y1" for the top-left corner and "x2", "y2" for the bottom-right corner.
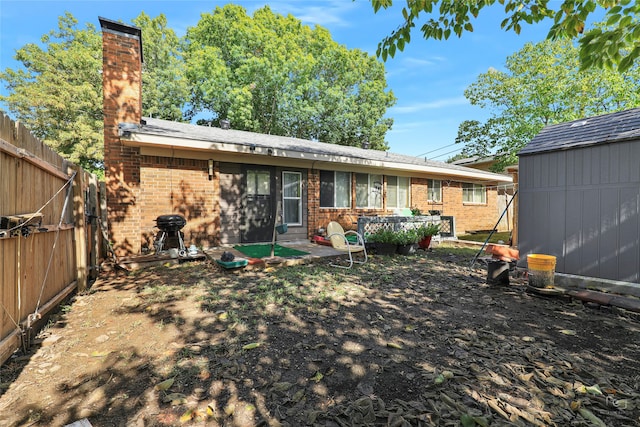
[{"x1": 527, "y1": 254, "x2": 556, "y2": 288}]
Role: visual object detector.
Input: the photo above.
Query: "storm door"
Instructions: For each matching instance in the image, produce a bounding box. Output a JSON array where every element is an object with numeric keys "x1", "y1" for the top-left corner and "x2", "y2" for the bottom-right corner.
[{"x1": 242, "y1": 167, "x2": 275, "y2": 243}]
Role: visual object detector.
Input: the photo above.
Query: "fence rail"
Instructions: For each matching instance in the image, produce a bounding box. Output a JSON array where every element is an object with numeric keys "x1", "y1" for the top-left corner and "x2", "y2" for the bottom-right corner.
[{"x1": 0, "y1": 112, "x2": 103, "y2": 365}]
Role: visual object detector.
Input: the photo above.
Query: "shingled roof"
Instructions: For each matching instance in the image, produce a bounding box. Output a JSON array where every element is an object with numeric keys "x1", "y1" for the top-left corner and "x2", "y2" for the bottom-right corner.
[
  {"x1": 122, "y1": 117, "x2": 511, "y2": 182},
  {"x1": 518, "y1": 107, "x2": 640, "y2": 156}
]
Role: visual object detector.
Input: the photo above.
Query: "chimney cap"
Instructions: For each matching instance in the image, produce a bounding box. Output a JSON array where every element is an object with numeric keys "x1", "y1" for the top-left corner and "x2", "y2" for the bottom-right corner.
[{"x1": 99, "y1": 17, "x2": 144, "y2": 63}]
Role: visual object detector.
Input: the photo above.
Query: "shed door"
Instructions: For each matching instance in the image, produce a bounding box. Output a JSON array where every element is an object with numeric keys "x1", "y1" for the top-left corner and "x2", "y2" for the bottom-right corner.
[{"x1": 242, "y1": 167, "x2": 275, "y2": 243}]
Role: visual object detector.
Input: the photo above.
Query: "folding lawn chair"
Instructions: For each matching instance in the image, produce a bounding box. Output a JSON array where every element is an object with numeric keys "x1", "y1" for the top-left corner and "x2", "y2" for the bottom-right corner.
[{"x1": 326, "y1": 221, "x2": 368, "y2": 269}]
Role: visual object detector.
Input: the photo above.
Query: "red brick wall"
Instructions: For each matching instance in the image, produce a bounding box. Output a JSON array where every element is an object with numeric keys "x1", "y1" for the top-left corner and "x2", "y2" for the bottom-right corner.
[
  {"x1": 140, "y1": 157, "x2": 219, "y2": 250},
  {"x1": 308, "y1": 173, "x2": 504, "y2": 238},
  {"x1": 410, "y1": 180, "x2": 503, "y2": 235},
  {"x1": 102, "y1": 25, "x2": 143, "y2": 255},
  {"x1": 307, "y1": 169, "x2": 391, "y2": 237}
]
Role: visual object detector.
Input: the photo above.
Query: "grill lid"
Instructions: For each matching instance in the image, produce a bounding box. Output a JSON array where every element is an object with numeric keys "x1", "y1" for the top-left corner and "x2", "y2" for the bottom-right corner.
[{"x1": 155, "y1": 215, "x2": 186, "y2": 231}]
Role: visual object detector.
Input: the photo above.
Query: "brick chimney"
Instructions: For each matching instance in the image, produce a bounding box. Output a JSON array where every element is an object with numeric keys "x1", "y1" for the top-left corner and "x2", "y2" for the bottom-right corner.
[{"x1": 99, "y1": 17, "x2": 143, "y2": 255}]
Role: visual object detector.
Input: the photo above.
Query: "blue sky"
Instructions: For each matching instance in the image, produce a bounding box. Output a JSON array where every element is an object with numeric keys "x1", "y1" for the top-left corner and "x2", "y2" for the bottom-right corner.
[{"x1": 0, "y1": 0, "x2": 557, "y2": 159}]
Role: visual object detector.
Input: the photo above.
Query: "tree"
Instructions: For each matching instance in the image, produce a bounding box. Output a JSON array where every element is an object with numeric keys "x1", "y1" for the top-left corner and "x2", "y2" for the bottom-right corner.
[
  {"x1": 0, "y1": 13, "x2": 103, "y2": 172},
  {"x1": 0, "y1": 12, "x2": 187, "y2": 175},
  {"x1": 371, "y1": 0, "x2": 640, "y2": 72},
  {"x1": 133, "y1": 13, "x2": 188, "y2": 122},
  {"x1": 184, "y1": 5, "x2": 396, "y2": 149},
  {"x1": 455, "y1": 37, "x2": 640, "y2": 171}
]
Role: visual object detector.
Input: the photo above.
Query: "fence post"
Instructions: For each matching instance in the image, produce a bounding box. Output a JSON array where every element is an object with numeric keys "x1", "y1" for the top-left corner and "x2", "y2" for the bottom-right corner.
[
  {"x1": 72, "y1": 165, "x2": 87, "y2": 292},
  {"x1": 88, "y1": 174, "x2": 99, "y2": 280}
]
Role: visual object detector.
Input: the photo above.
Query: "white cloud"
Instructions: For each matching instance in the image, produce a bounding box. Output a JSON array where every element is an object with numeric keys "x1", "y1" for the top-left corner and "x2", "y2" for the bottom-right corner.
[
  {"x1": 391, "y1": 96, "x2": 469, "y2": 114},
  {"x1": 266, "y1": 1, "x2": 357, "y2": 28},
  {"x1": 402, "y1": 56, "x2": 445, "y2": 67}
]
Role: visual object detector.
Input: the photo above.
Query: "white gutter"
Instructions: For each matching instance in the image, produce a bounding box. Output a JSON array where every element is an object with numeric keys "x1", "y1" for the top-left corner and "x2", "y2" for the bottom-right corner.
[{"x1": 122, "y1": 132, "x2": 512, "y2": 183}]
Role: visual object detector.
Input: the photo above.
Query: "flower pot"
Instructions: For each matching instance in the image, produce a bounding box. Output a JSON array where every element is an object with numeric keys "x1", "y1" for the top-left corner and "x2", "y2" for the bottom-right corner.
[
  {"x1": 374, "y1": 242, "x2": 397, "y2": 256},
  {"x1": 418, "y1": 235, "x2": 432, "y2": 250},
  {"x1": 396, "y1": 243, "x2": 416, "y2": 255}
]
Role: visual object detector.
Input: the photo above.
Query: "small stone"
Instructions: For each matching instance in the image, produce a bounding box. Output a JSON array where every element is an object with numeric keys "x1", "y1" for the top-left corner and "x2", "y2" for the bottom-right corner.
[
  {"x1": 95, "y1": 334, "x2": 110, "y2": 343},
  {"x1": 41, "y1": 334, "x2": 62, "y2": 346}
]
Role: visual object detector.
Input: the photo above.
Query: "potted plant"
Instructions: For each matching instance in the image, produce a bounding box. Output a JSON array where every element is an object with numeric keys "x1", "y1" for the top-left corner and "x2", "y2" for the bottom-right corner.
[
  {"x1": 416, "y1": 223, "x2": 441, "y2": 250},
  {"x1": 365, "y1": 228, "x2": 397, "y2": 255},
  {"x1": 394, "y1": 228, "x2": 420, "y2": 255}
]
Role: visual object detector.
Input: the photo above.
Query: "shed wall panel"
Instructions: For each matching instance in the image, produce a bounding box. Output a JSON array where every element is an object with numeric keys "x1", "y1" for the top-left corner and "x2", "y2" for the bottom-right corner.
[
  {"x1": 532, "y1": 191, "x2": 549, "y2": 250},
  {"x1": 519, "y1": 138, "x2": 640, "y2": 283},
  {"x1": 599, "y1": 146, "x2": 609, "y2": 184},
  {"x1": 599, "y1": 189, "x2": 619, "y2": 279},
  {"x1": 582, "y1": 149, "x2": 591, "y2": 186},
  {"x1": 631, "y1": 143, "x2": 640, "y2": 182},
  {"x1": 581, "y1": 188, "x2": 601, "y2": 278},
  {"x1": 548, "y1": 190, "x2": 566, "y2": 271},
  {"x1": 618, "y1": 143, "x2": 631, "y2": 182},
  {"x1": 564, "y1": 190, "x2": 583, "y2": 273},
  {"x1": 618, "y1": 187, "x2": 640, "y2": 282}
]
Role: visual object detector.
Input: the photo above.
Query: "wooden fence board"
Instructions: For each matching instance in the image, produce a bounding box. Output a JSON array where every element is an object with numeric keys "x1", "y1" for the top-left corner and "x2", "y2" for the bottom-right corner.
[
  {"x1": 0, "y1": 111, "x2": 103, "y2": 365},
  {"x1": 0, "y1": 239, "x2": 18, "y2": 339}
]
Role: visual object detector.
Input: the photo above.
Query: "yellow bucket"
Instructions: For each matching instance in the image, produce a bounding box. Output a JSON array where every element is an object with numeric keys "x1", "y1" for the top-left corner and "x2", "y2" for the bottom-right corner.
[{"x1": 527, "y1": 254, "x2": 556, "y2": 288}]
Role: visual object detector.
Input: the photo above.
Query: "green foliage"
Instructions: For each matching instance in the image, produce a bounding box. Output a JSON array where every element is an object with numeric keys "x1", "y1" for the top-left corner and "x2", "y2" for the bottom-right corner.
[
  {"x1": 455, "y1": 38, "x2": 640, "y2": 171},
  {"x1": 371, "y1": 0, "x2": 639, "y2": 72},
  {"x1": 0, "y1": 13, "x2": 103, "y2": 173},
  {"x1": 392, "y1": 228, "x2": 420, "y2": 245},
  {"x1": 2, "y1": 7, "x2": 396, "y2": 172},
  {"x1": 416, "y1": 223, "x2": 441, "y2": 238},
  {"x1": 133, "y1": 13, "x2": 189, "y2": 122},
  {"x1": 365, "y1": 228, "x2": 397, "y2": 244},
  {"x1": 366, "y1": 224, "x2": 438, "y2": 245},
  {"x1": 0, "y1": 12, "x2": 187, "y2": 175},
  {"x1": 185, "y1": 4, "x2": 396, "y2": 149}
]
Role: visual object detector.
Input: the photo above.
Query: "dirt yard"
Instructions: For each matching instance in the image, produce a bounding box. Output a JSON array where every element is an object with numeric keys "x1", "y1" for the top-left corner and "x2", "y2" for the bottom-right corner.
[{"x1": 1, "y1": 247, "x2": 639, "y2": 427}]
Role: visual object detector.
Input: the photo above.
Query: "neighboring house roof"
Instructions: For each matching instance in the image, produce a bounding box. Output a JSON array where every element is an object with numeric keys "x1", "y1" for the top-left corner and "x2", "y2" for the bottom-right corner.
[
  {"x1": 451, "y1": 155, "x2": 515, "y2": 175},
  {"x1": 451, "y1": 156, "x2": 494, "y2": 166},
  {"x1": 519, "y1": 107, "x2": 640, "y2": 156},
  {"x1": 120, "y1": 117, "x2": 511, "y2": 183}
]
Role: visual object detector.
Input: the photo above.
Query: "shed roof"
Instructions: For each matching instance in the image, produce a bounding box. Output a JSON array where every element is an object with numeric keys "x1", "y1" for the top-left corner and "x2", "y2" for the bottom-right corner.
[
  {"x1": 518, "y1": 107, "x2": 640, "y2": 156},
  {"x1": 121, "y1": 117, "x2": 511, "y2": 183}
]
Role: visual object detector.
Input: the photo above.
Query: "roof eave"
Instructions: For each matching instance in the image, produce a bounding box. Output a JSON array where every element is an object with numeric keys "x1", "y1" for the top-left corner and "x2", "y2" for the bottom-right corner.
[{"x1": 122, "y1": 132, "x2": 512, "y2": 183}]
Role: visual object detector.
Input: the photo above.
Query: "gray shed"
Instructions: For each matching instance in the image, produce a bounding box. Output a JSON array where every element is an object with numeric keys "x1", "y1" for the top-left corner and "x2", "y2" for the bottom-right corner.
[{"x1": 517, "y1": 108, "x2": 640, "y2": 284}]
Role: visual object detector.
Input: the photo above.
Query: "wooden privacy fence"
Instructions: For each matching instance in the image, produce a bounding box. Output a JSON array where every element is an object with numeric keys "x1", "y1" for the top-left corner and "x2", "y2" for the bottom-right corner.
[{"x1": 0, "y1": 112, "x2": 104, "y2": 365}]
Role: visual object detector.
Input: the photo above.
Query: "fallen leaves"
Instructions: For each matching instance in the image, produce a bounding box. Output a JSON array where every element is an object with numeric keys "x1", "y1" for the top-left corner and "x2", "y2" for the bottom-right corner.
[
  {"x1": 241, "y1": 342, "x2": 261, "y2": 351},
  {"x1": 154, "y1": 377, "x2": 174, "y2": 391},
  {"x1": 4, "y1": 248, "x2": 639, "y2": 427}
]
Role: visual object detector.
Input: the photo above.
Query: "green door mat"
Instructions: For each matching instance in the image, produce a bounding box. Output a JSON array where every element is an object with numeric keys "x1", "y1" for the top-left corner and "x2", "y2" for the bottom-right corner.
[{"x1": 233, "y1": 244, "x2": 309, "y2": 258}]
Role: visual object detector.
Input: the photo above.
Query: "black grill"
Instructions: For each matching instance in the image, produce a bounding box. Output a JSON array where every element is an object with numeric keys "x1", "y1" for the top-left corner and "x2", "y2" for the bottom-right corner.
[
  {"x1": 155, "y1": 215, "x2": 186, "y2": 232},
  {"x1": 153, "y1": 215, "x2": 187, "y2": 255}
]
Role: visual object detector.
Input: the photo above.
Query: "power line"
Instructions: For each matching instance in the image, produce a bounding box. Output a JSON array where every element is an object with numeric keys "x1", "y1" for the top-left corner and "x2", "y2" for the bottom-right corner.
[
  {"x1": 430, "y1": 146, "x2": 464, "y2": 160},
  {"x1": 414, "y1": 142, "x2": 459, "y2": 158}
]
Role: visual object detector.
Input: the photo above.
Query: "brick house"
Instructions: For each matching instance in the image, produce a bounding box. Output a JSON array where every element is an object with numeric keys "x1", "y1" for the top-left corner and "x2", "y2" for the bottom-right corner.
[{"x1": 100, "y1": 18, "x2": 512, "y2": 255}]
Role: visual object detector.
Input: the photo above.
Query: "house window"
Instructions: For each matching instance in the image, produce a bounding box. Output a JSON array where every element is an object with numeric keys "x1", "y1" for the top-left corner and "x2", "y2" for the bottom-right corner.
[
  {"x1": 462, "y1": 183, "x2": 486, "y2": 204},
  {"x1": 356, "y1": 173, "x2": 383, "y2": 208},
  {"x1": 247, "y1": 170, "x2": 270, "y2": 195},
  {"x1": 320, "y1": 170, "x2": 351, "y2": 208},
  {"x1": 428, "y1": 179, "x2": 442, "y2": 202},
  {"x1": 283, "y1": 171, "x2": 302, "y2": 225},
  {"x1": 387, "y1": 176, "x2": 410, "y2": 208}
]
